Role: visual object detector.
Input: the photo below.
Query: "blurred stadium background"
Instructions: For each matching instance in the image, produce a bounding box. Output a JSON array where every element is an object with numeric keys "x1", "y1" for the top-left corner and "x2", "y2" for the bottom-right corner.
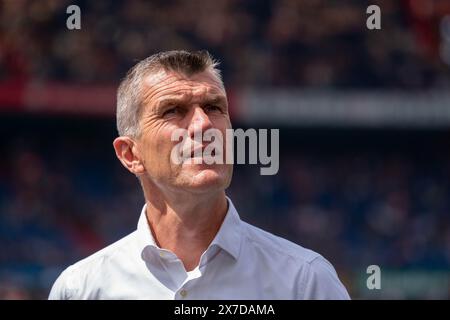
[{"x1": 1, "y1": 0, "x2": 450, "y2": 299}]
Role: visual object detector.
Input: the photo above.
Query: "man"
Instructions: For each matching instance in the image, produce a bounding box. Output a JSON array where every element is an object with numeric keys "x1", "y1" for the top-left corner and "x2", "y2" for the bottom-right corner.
[{"x1": 49, "y1": 50, "x2": 350, "y2": 300}]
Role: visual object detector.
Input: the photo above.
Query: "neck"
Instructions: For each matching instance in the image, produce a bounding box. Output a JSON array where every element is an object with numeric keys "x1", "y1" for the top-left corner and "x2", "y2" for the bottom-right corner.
[{"x1": 143, "y1": 184, "x2": 228, "y2": 271}]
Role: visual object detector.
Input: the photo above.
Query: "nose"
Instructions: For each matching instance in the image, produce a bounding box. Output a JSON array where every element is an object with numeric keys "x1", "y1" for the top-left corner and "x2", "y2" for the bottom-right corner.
[{"x1": 188, "y1": 106, "x2": 213, "y2": 137}]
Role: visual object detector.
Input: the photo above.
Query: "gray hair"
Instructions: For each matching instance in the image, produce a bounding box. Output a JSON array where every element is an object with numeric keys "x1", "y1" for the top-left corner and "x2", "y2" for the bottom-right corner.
[{"x1": 116, "y1": 50, "x2": 223, "y2": 137}]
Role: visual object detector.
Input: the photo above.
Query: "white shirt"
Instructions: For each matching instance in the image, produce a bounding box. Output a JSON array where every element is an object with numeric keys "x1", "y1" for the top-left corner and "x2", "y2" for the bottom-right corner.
[{"x1": 49, "y1": 197, "x2": 350, "y2": 300}]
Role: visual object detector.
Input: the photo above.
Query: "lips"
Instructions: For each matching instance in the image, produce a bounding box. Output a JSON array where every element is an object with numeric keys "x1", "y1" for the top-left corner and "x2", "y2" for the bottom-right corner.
[
  {"x1": 179, "y1": 144, "x2": 220, "y2": 163},
  {"x1": 190, "y1": 146, "x2": 205, "y2": 158},
  {"x1": 177, "y1": 143, "x2": 204, "y2": 162}
]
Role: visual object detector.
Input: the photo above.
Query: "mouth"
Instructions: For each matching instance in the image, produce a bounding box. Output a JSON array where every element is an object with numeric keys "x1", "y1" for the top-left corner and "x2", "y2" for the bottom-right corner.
[
  {"x1": 180, "y1": 145, "x2": 220, "y2": 163},
  {"x1": 190, "y1": 146, "x2": 204, "y2": 158},
  {"x1": 189, "y1": 148, "x2": 217, "y2": 157}
]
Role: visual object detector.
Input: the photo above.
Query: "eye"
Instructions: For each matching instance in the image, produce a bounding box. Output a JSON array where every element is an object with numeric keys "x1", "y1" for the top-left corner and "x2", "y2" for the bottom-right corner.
[
  {"x1": 162, "y1": 106, "x2": 183, "y2": 118},
  {"x1": 204, "y1": 104, "x2": 222, "y2": 113}
]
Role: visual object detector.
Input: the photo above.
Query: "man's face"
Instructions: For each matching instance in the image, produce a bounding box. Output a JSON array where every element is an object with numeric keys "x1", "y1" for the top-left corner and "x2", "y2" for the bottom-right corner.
[{"x1": 136, "y1": 69, "x2": 233, "y2": 194}]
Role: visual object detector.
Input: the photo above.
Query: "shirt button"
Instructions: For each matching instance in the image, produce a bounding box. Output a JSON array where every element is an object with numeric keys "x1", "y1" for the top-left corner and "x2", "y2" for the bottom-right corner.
[
  {"x1": 159, "y1": 252, "x2": 165, "y2": 258},
  {"x1": 180, "y1": 289, "x2": 187, "y2": 298}
]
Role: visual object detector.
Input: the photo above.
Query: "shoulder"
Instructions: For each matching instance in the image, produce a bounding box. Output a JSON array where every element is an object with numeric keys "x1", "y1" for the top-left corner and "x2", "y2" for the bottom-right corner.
[
  {"x1": 241, "y1": 221, "x2": 321, "y2": 264},
  {"x1": 300, "y1": 255, "x2": 351, "y2": 299},
  {"x1": 48, "y1": 231, "x2": 138, "y2": 300},
  {"x1": 240, "y1": 221, "x2": 350, "y2": 299}
]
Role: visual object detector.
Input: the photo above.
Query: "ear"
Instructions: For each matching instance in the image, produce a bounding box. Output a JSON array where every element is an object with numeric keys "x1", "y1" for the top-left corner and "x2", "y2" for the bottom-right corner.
[{"x1": 113, "y1": 137, "x2": 146, "y2": 176}]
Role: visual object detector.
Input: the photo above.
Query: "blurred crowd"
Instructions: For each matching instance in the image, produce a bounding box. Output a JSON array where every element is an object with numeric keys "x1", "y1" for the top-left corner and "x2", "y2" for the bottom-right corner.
[
  {"x1": 0, "y1": 126, "x2": 449, "y2": 299},
  {"x1": 1, "y1": 0, "x2": 450, "y2": 300},
  {"x1": 1, "y1": 0, "x2": 450, "y2": 88}
]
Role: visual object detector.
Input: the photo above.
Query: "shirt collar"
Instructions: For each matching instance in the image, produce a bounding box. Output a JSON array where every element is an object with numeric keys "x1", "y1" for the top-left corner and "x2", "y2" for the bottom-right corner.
[{"x1": 136, "y1": 196, "x2": 242, "y2": 261}]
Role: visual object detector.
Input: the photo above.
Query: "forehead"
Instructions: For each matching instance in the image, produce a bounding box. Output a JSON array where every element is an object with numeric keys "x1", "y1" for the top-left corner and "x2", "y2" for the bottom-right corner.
[{"x1": 141, "y1": 69, "x2": 226, "y2": 107}]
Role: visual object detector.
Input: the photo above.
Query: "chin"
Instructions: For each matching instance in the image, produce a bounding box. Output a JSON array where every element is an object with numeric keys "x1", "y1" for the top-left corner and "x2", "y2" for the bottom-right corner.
[{"x1": 182, "y1": 166, "x2": 232, "y2": 192}]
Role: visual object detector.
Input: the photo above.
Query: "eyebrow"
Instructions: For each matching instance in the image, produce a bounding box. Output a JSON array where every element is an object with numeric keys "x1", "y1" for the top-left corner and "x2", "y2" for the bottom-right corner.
[
  {"x1": 203, "y1": 95, "x2": 228, "y2": 106},
  {"x1": 156, "y1": 94, "x2": 227, "y2": 112}
]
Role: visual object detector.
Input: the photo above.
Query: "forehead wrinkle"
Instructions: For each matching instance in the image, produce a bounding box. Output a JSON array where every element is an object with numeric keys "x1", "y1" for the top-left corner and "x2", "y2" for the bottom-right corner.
[
  {"x1": 142, "y1": 77, "x2": 225, "y2": 113},
  {"x1": 156, "y1": 91, "x2": 194, "y2": 109},
  {"x1": 147, "y1": 86, "x2": 194, "y2": 110},
  {"x1": 159, "y1": 86, "x2": 226, "y2": 106},
  {"x1": 141, "y1": 74, "x2": 183, "y2": 106},
  {"x1": 143, "y1": 69, "x2": 224, "y2": 97}
]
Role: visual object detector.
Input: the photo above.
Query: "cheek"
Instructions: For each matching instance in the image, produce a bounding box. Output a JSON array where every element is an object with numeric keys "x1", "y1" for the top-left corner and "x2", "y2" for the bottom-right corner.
[
  {"x1": 160, "y1": 128, "x2": 187, "y2": 170},
  {"x1": 212, "y1": 114, "x2": 231, "y2": 131},
  {"x1": 141, "y1": 124, "x2": 177, "y2": 167}
]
